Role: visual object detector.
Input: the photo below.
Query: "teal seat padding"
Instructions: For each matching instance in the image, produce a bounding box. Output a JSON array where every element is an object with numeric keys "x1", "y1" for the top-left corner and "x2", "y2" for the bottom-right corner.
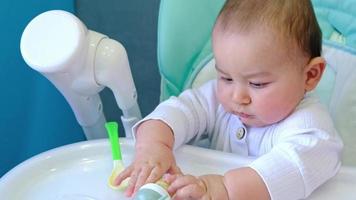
[
  {"x1": 157, "y1": 0, "x2": 356, "y2": 100},
  {"x1": 157, "y1": 0, "x2": 225, "y2": 100},
  {"x1": 313, "y1": 0, "x2": 356, "y2": 48}
]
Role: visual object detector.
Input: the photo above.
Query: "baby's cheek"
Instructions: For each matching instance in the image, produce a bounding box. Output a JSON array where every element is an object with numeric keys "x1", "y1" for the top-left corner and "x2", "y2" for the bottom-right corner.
[{"x1": 257, "y1": 100, "x2": 291, "y2": 124}]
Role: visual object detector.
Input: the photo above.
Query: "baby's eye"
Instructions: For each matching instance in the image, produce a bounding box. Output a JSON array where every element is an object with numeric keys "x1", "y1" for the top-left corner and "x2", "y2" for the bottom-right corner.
[
  {"x1": 220, "y1": 76, "x2": 233, "y2": 82},
  {"x1": 249, "y1": 82, "x2": 269, "y2": 88}
]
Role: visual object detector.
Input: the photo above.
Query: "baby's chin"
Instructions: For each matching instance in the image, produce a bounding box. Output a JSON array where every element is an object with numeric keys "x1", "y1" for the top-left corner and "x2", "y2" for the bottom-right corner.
[{"x1": 240, "y1": 117, "x2": 275, "y2": 127}]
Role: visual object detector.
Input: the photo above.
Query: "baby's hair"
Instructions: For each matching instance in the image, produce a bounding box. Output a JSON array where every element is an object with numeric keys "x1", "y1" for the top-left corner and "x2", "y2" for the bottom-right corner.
[{"x1": 215, "y1": 0, "x2": 322, "y2": 58}]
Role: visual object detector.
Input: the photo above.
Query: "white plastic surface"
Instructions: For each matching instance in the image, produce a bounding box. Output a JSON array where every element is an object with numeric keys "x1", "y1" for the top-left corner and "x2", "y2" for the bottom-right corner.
[
  {"x1": 95, "y1": 38, "x2": 142, "y2": 137},
  {"x1": 20, "y1": 10, "x2": 108, "y2": 139},
  {"x1": 0, "y1": 139, "x2": 355, "y2": 200},
  {"x1": 95, "y1": 38, "x2": 138, "y2": 111},
  {"x1": 20, "y1": 10, "x2": 142, "y2": 139},
  {"x1": 20, "y1": 10, "x2": 87, "y2": 73}
]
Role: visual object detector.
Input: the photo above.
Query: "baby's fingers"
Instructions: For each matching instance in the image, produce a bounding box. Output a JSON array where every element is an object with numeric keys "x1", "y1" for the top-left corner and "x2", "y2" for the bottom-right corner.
[
  {"x1": 133, "y1": 165, "x2": 154, "y2": 193},
  {"x1": 168, "y1": 164, "x2": 182, "y2": 175},
  {"x1": 114, "y1": 165, "x2": 133, "y2": 185},
  {"x1": 172, "y1": 183, "x2": 206, "y2": 200},
  {"x1": 146, "y1": 164, "x2": 165, "y2": 183},
  {"x1": 163, "y1": 173, "x2": 179, "y2": 185},
  {"x1": 125, "y1": 168, "x2": 140, "y2": 197},
  {"x1": 168, "y1": 175, "x2": 198, "y2": 194}
]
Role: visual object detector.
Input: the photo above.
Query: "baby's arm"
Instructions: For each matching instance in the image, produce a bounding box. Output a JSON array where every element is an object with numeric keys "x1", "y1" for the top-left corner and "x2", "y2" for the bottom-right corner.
[
  {"x1": 115, "y1": 119, "x2": 180, "y2": 197},
  {"x1": 167, "y1": 167, "x2": 269, "y2": 200},
  {"x1": 223, "y1": 167, "x2": 270, "y2": 200},
  {"x1": 117, "y1": 81, "x2": 219, "y2": 197}
]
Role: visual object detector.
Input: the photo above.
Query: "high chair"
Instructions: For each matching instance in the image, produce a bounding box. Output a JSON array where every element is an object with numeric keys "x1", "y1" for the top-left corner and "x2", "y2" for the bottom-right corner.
[
  {"x1": 157, "y1": 0, "x2": 356, "y2": 166},
  {"x1": 1, "y1": 1, "x2": 356, "y2": 199}
]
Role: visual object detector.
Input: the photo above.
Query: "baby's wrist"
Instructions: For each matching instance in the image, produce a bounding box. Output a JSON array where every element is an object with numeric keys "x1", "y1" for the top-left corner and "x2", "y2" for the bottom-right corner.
[
  {"x1": 135, "y1": 119, "x2": 174, "y2": 149},
  {"x1": 199, "y1": 175, "x2": 229, "y2": 200}
]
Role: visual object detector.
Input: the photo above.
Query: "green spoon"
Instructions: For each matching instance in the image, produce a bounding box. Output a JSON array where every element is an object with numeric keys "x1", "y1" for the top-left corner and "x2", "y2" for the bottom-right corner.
[{"x1": 105, "y1": 121, "x2": 128, "y2": 190}]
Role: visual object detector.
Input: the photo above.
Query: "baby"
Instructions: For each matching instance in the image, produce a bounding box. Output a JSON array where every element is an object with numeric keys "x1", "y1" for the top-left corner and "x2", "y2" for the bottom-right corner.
[{"x1": 116, "y1": 0, "x2": 343, "y2": 199}]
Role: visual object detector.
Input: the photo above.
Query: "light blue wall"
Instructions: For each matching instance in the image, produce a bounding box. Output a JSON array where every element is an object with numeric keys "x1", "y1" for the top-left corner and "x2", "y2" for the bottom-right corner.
[{"x1": 0, "y1": 0, "x2": 85, "y2": 177}]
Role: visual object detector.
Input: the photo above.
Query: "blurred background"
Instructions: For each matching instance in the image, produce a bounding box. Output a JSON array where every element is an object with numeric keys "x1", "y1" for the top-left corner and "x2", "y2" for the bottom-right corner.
[{"x1": 0, "y1": 0, "x2": 161, "y2": 177}]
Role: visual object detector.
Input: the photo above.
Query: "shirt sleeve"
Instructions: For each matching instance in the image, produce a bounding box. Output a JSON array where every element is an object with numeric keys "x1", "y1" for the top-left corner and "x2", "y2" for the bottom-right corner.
[
  {"x1": 248, "y1": 101, "x2": 343, "y2": 200},
  {"x1": 132, "y1": 80, "x2": 219, "y2": 149}
]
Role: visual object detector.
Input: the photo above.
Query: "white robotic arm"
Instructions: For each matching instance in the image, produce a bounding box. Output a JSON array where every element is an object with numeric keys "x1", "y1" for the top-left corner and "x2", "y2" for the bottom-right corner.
[
  {"x1": 94, "y1": 38, "x2": 142, "y2": 138},
  {"x1": 20, "y1": 10, "x2": 141, "y2": 139}
]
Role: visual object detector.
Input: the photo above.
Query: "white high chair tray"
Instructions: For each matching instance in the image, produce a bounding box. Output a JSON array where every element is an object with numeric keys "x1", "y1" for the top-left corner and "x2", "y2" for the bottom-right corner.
[{"x1": 0, "y1": 138, "x2": 355, "y2": 200}]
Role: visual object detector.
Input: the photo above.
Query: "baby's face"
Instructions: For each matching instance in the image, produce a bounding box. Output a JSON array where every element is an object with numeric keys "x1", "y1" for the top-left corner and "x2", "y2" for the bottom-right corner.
[{"x1": 212, "y1": 27, "x2": 309, "y2": 127}]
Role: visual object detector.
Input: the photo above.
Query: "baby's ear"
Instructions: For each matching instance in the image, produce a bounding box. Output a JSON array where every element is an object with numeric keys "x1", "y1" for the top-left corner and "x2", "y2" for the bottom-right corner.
[{"x1": 304, "y1": 57, "x2": 326, "y2": 91}]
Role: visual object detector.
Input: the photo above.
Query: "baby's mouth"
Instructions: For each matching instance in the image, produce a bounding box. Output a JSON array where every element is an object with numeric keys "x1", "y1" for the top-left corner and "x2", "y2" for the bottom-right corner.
[{"x1": 235, "y1": 111, "x2": 253, "y2": 119}]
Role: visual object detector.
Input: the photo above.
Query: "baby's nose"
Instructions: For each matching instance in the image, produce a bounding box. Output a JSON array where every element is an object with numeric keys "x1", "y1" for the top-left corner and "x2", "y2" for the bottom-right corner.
[{"x1": 232, "y1": 88, "x2": 251, "y2": 105}]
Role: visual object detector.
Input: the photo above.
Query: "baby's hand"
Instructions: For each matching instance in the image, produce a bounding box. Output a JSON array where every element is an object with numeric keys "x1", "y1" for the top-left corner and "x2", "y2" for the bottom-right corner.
[
  {"x1": 165, "y1": 174, "x2": 207, "y2": 200},
  {"x1": 114, "y1": 142, "x2": 181, "y2": 197},
  {"x1": 166, "y1": 174, "x2": 228, "y2": 200}
]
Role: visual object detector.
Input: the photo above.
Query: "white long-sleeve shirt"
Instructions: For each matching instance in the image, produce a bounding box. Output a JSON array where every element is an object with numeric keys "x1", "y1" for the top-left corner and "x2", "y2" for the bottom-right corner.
[{"x1": 133, "y1": 80, "x2": 343, "y2": 200}]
